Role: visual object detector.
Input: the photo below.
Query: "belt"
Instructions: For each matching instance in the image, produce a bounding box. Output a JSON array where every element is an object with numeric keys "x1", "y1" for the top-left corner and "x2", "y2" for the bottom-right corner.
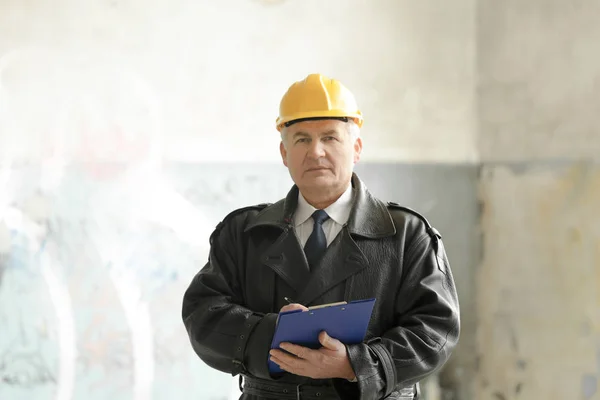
[
  {"x1": 239, "y1": 375, "x2": 340, "y2": 400},
  {"x1": 239, "y1": 375, "x2": 419, "y2": 399}
]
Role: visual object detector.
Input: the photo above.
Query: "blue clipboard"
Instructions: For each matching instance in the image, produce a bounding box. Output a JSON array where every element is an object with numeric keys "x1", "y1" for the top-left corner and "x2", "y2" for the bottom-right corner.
[{"x1": 268, "y1": 298, "x2": 376, "y2": 374}]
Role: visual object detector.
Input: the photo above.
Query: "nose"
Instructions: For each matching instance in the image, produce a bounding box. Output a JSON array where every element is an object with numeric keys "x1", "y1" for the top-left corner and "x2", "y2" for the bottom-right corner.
[{"x1": 307, "y1": 140, "x2": 326, "y2": 159}]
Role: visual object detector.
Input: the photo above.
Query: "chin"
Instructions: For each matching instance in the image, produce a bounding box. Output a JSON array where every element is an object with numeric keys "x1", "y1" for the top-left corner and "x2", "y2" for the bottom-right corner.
[{"x1": 303, "y1": 175, "x2": 335, "y2": 189}]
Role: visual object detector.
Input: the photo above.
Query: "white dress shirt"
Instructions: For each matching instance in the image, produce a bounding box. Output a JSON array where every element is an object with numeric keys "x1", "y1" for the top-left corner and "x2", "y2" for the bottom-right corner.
[{"x1": 293, "y1": 184, "x2": 354, "y2": 248}]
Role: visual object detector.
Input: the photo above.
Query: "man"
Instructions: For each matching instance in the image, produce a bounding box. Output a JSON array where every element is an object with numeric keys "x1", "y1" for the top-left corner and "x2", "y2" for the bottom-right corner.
[{"x1": 182, "y1": 73, "x2": 460, "y2": 399}]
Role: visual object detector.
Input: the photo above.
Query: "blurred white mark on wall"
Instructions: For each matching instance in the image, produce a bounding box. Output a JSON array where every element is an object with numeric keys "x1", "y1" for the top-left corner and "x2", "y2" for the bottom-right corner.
[
  {"x1": 107, "y1": 264, "x2": 154, "y2": 400},
  {"x1": 0, "y1": 44, "x2": 220, "y2": 398},
  {"x1": 40, "y1": 251, "x2": 76, "y2": 400}
]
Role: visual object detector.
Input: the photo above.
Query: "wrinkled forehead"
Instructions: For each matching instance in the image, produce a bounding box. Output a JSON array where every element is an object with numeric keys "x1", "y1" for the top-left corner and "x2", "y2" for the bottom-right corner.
[{"x1": 283, "y1": 119, "x2": 347, "y2": 137}]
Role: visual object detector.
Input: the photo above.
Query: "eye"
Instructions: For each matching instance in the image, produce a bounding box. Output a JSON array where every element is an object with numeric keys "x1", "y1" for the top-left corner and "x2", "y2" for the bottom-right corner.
[
  {"x1": 296, "y1": 138, "x2": 309, "y2": 144},
  {"x1": 323, "y1": 136, "x2": 336, "y2": 141}
]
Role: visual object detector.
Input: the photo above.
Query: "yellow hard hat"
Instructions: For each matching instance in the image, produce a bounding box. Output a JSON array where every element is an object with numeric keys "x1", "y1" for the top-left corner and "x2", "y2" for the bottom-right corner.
[{"x1": 276, "y1": 73, "x2": 363, "y2": 131}]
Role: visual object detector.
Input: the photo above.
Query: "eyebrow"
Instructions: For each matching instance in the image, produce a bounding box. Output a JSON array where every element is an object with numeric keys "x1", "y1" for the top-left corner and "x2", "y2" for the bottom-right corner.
[{"x1": 292, "y1": 130, "x2": 339, "y2": 139}]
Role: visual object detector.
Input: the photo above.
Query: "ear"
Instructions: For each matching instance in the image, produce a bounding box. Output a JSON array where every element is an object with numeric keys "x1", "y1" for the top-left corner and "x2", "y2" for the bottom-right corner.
[
  {"x1": 280, "y1": 141, "x2": 288, "y2": 167},
  {"x1": 353, "y1": 137, "x2": 363, "y2": 164}
]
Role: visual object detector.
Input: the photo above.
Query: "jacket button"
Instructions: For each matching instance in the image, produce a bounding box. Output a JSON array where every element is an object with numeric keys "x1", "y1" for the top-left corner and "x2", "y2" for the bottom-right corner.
[
  {"x1": 240, "y1": 335, "x2": 245, "y2": 339},
  {"x1": 316, "y1": 392, "x2": 321, "y2": 397}
]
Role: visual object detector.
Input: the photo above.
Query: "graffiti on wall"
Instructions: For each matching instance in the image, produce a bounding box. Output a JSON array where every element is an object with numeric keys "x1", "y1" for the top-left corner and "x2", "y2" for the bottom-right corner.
[{"x1": 0, "y1": 46, "x2": 250, "y2": 400}]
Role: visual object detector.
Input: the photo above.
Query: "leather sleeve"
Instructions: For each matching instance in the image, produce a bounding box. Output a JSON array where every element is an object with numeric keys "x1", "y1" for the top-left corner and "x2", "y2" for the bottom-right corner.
[
  {"x1": 336, "y1": 230, "x2": 461, "y2": 399},
  {"x1": 181, "y1": 216, "x2": 277, "y2": 379}
]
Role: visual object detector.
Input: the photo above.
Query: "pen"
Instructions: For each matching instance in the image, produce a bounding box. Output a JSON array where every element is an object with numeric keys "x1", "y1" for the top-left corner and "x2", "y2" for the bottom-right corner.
[{"x1": 284, "y1": 297, "x2": 295, "y2": 304}]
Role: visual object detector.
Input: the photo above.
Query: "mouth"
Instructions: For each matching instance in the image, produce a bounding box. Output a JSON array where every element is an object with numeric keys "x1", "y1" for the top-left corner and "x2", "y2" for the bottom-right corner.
[{"x1": 306, "y1": 167, "x2": 329, "y2": 172}]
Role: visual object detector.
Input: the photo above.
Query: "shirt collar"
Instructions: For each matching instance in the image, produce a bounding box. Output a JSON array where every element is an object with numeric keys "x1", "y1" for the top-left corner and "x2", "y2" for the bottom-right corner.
[{"x1": 294, "y1": 184, "x2": 354, "y2": 227}]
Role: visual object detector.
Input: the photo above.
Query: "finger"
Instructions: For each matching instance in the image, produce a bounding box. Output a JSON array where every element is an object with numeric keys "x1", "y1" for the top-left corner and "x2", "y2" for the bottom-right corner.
[
  {"x1": 280, "y1": 304, "x2": 309, "y2": 313},
  {"x1": 270, "y1": 351, "x2": 308, "y2": 374},
  {"x1": 279, "y1": 342, "x2": 314, "y2": 361},
  {"x1": 270, "y1": 348, "x2": 306, "y2": 366},
  {"x1": 270, "y1": 355, "x2": 297, "y2": 374},
  {"x1": 319, "y1": 331, "x2": 341, "y2": 350},
  {"x1": 269, "y1": 349, "x2": 289, "y2": 360},
  {"x1": 269, "y1": 354, "x2": 284, "y2": 367}
]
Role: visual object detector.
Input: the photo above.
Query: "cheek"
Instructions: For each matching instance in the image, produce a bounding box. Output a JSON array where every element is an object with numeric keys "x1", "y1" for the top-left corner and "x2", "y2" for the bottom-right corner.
[
  {"x1": 332, "y1": 147, "x2": 354, "y2": 164},
  {"x1": 288, "y1": 151, "x2": 304, "y2": 169}
]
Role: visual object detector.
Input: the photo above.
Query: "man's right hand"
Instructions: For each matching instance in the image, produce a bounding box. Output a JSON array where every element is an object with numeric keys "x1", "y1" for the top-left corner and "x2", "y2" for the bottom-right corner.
[{"x1": 279, "y1": 303, "x2": 309, "y2": 313}]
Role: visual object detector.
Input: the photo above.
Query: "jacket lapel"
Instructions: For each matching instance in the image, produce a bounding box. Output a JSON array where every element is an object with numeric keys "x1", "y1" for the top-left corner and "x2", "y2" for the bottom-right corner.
[
  {"x1": 345, "y1": 173, "x2": 396, "y2": 239},
  {"x1": 297, "y1": 228, "x2": 369, "y2": 305},
  {"x1": 245, "y1": 187, "x2": 311, "y2": 295},
  {"x1": 244, "y1": 173, "x2": 397, "y2": 302},
  {"x1": 260, "y1": 227, "x2": 311, "y2": 294}
]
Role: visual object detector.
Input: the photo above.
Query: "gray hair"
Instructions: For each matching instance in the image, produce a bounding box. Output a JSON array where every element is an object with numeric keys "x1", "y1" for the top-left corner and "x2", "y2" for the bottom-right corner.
[{"x1": 280, "y1": 119, "x2": 361, "y2": 148}]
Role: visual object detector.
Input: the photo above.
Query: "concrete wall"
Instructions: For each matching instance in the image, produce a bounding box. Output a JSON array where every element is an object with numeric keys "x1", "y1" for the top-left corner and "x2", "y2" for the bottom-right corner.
[
  {"x1": 478, "y1": 0, "x2": 600, "y2": 162},
  {"x1": 0, "y1": 1, "x2": 478, "y2": 399},
  {"x1": 3, "y1": 0, "x2": 598, "y2": 399},
  {"x1": 0, "y1": 160, "x2": 479, "y2": 400},
  {"x1": 476, "y1": 164, "x2": 600, "y2": 400},
  {"x1": 476, "y1": 1, "x2": 600, "y2": 399},
  {"x1": 0, "y1": 0, "x2": 477, "y2": 164}
]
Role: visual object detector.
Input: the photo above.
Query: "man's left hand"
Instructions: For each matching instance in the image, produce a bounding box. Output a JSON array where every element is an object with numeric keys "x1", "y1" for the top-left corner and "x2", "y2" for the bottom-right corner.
[{"x1": 269, "y1": 331, "x2": 356, "y2": 381}]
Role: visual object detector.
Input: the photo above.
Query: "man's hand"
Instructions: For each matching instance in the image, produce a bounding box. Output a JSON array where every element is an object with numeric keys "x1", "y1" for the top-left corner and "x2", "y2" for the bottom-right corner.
[
  {"x1": 279, "y1": 303, "x2": 309, "y2": 313},
  {"x1": 269, "y1": 331, "x2": 356, "y2": 381}
]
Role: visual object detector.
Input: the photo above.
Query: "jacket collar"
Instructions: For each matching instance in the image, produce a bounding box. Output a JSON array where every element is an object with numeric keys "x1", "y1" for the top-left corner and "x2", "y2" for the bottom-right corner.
[{"x1": 244, "y1": 173, "x2": 396, "y2": 238}]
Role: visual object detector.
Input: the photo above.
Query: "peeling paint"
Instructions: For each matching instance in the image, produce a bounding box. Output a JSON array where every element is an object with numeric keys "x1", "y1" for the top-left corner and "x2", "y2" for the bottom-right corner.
[{"x1": 476, "y1": 164, "x2": 600, "y2": 399}]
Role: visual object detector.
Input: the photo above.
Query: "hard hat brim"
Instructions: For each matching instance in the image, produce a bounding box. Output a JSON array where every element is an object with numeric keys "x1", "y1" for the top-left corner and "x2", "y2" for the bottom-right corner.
[{"x1": 276, "y1": 110, "x2": 363, "y2": 131}]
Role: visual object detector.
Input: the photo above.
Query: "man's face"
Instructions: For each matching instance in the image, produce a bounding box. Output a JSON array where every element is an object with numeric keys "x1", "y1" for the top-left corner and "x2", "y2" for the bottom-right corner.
[{"x1": 279, "y1": 119, "x2": 362, "y2": 196}]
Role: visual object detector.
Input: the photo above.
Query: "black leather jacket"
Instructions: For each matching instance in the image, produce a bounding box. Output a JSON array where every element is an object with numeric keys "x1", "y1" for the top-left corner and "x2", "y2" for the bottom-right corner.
[{"x1": 182, "y1": 173, "x2": 460, "y2": 399}]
